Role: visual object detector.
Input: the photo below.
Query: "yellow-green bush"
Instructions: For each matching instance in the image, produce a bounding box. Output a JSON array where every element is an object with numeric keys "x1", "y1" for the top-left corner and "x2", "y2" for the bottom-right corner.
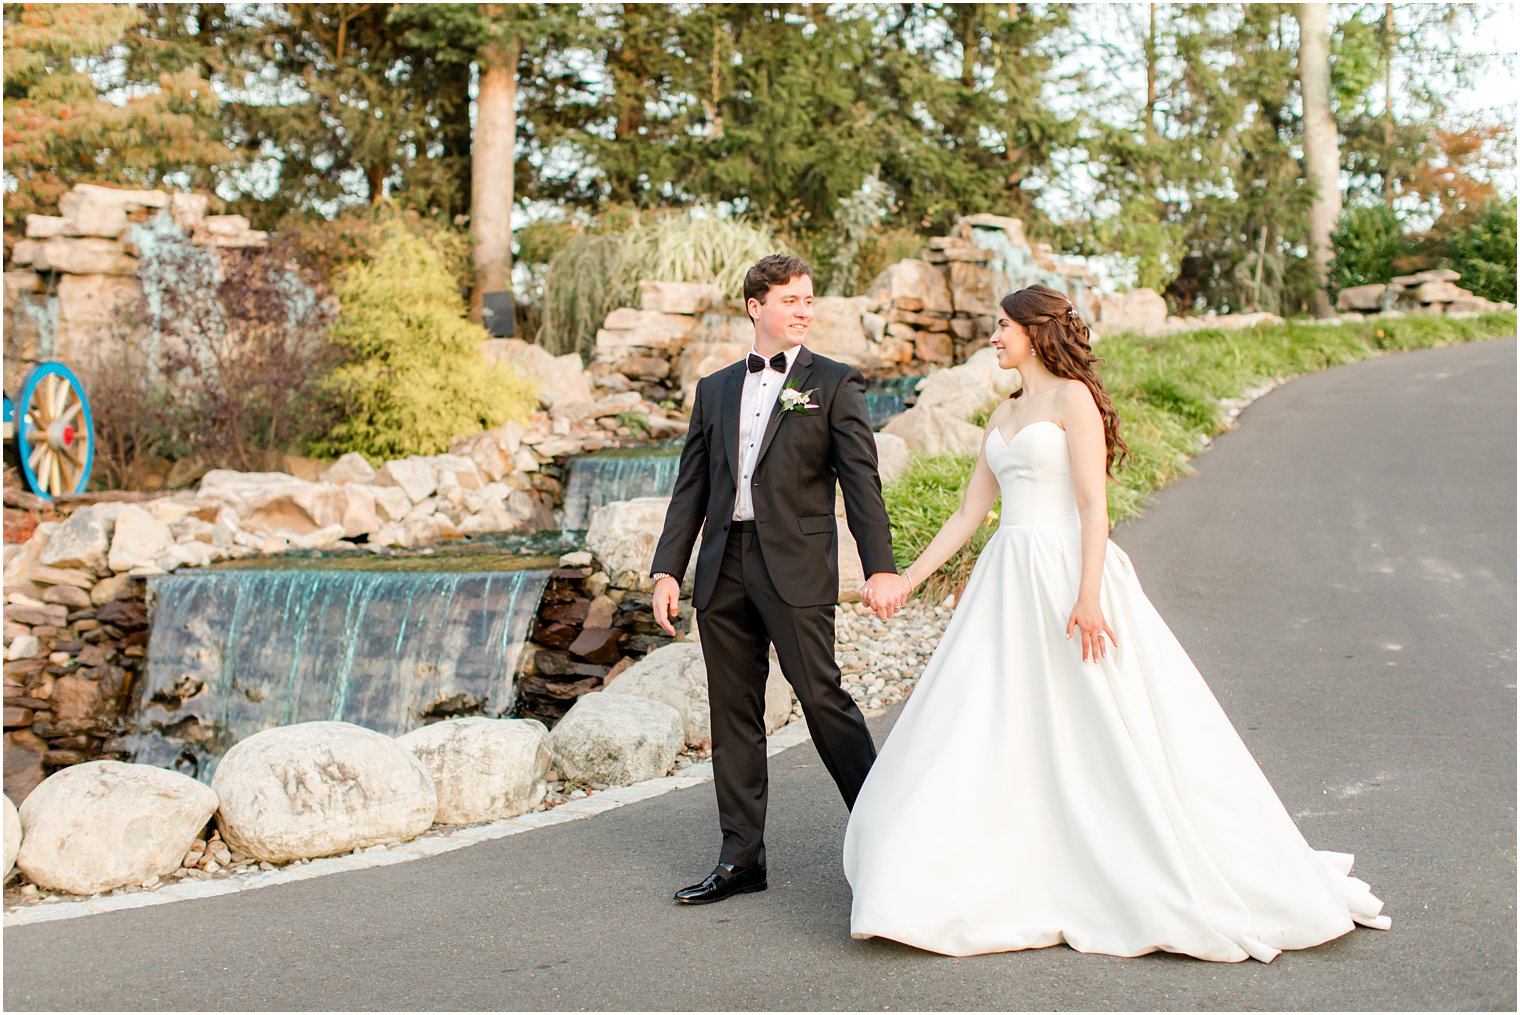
[{"x1": 311, "y1": 223, "x2": 538, "y2": 461}]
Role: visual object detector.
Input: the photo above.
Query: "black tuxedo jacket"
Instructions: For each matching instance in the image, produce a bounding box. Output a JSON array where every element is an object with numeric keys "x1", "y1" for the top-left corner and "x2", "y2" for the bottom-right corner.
[{"x1": 651, "y1": 346, "x2": 897, "y2": 611}]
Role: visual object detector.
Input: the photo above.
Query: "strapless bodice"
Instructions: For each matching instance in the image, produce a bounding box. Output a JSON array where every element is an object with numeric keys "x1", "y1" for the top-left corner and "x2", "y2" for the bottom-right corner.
[{"x1": 987, "y1": 419, "x2": 1081, "y2": 527}]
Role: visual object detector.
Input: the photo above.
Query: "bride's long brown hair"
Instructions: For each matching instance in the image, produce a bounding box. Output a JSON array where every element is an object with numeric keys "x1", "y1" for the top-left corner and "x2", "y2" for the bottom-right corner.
[{"x1": 1000, "y1": 284, "x2": 1129, "y2": 475}]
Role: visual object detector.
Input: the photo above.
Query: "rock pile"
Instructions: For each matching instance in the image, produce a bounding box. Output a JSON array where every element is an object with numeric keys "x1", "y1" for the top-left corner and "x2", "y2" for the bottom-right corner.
[
  {"x1": 3, "y1": 184, "x2": 268, "y2": 390},
  {"x1": 1, "y1": 388, "x2": 690, "y2": 801},
  {"x1": 590, "y1": 216, "x2": 1127, "y2": 406},
  {"x1": 1335, "y1": 268, "x2": 1514, "y2": 316}
]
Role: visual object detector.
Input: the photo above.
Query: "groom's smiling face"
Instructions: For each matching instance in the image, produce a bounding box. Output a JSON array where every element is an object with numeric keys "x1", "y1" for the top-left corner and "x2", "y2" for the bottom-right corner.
[{"x1": 749, "y1": 273, "x2": 815, "y2": 353}]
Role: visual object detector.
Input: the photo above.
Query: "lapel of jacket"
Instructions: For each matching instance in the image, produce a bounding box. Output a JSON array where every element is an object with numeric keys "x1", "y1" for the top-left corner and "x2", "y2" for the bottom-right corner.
[
  {"x1": 719, "y1": 360, "x2": 745, "y2": 485},
  {"x1": 754, "y1": 345, "x2": 815, "y2": 470}
]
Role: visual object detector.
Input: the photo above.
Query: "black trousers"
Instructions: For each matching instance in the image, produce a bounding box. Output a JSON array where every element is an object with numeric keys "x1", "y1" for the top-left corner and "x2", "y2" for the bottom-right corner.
[{"x1": 697, "y1": 522, "x2": 877, "y2": 868}]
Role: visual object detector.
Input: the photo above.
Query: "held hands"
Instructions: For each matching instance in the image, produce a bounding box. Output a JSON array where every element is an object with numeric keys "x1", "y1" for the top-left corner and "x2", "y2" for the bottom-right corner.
[
  {"x1": 862, "y1": 572, "x2": 912, "y2": 620},
  {"x1": 1065, "y1": 595, "x2": 1117, "y2": 662},
  {"x1": 652, "y1": 576, "x2": 681, "y2": 636}
]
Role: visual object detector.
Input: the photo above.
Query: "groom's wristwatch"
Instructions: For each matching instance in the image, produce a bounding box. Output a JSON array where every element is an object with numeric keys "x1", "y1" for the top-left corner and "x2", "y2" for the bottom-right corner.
[{"x1": 651, "y1": 572, "x2": 675, "y2": 585}]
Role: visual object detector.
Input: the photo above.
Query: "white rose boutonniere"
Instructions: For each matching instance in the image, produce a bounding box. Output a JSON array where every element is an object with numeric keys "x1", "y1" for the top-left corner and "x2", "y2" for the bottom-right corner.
[{"x1": 779, "y1": 378, "x2": 820, "y2": 414}]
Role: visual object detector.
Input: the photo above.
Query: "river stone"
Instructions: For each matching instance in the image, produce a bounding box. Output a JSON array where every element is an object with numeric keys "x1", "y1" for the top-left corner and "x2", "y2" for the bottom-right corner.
[
  {"x1": 882, "y1": 405, "x2": 984, "y2": 456},
  {"x1": 16, "y1": 761, "x2": 217, "y2": 895},
  {"x1": 396, "y1": 718, "x2": 551, "y2": 825},
  {"x1": 211, "y1": 721, "x2": 437, "y2": 863},
  {"x1": 586, "y1": 497, "x2": 697, "y2": 592},
  {"x1": 39, "y1": 504, "x2": 119, "y2": 572},
  {"x1": 550, "y1": 693, "x2": 684, "y2": 787},
  {"x1": 4, "y1": 794, "x2": 19, "y2": 878},
  {"x1": 107, "y1": 503, "x2": 175, "y2": 573},
  {"x1": 604, "y1": 643, "x2": 793, "y2": 747}
]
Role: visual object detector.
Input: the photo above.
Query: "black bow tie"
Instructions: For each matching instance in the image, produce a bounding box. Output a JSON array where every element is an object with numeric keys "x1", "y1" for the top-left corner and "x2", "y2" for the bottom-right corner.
[{"x1": 747, "y1": 351, "x2": 788, "y2": 374}]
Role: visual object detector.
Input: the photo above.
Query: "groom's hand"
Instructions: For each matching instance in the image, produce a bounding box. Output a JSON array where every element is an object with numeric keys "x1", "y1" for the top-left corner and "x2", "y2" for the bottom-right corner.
[
  {"x1": 862, "y1": 572, "x2": 911, "y2": 619},
  {"x1": 652, "y1": 575, "x2": 682, "y2": 636}
]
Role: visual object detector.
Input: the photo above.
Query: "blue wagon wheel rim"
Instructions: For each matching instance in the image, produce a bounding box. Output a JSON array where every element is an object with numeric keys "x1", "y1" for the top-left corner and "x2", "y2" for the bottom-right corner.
[{"x1": 15, "y1": 362, "x2": 94, "y2": 500}]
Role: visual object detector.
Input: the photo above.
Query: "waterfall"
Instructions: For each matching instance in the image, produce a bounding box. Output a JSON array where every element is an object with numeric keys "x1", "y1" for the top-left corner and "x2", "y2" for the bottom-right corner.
[
  {"x1": 865, "y1": 376, "x2": 923, "y2": 429},
  {"x1": 126, "y1": 563, "x2": 552, "y2": 781},
  {"x1": 560, "y1": 448, "x2": 682, "y2": 529}
]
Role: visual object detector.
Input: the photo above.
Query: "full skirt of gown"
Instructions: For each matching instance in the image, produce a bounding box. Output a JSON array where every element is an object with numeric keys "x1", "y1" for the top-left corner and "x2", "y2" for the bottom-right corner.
[{"x1": 842, "y1": 421, "x2": 1389, "y2": 962}]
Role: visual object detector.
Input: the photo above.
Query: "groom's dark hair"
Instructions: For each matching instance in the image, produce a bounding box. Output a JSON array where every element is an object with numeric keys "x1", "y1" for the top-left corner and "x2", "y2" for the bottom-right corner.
[{"x1": 743, "y1": 254, "x2": 812, "y2": 309}]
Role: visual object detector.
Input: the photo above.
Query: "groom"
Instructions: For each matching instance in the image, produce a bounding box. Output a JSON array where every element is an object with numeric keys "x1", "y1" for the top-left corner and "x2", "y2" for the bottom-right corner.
[{"x1": 650, "y1": 254, "x2": 910, "y2": 904}]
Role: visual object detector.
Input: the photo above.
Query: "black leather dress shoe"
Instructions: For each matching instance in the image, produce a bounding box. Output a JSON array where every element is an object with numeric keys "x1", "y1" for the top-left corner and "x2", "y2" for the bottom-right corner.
[{"x1": 673, "y1": 862, "x2": 768, "y2": 904}]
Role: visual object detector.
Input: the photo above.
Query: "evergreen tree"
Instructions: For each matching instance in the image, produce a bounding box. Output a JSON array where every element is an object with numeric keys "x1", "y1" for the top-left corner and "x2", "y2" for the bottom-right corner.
[{"x1": 2, "y1": 3, "x2": 227, "y2": 236}]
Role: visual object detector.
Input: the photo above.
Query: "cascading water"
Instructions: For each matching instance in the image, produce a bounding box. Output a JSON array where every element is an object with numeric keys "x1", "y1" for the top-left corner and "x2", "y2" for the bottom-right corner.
[
  {"x1": 126, "y1": 549, "x2": 555, "y2": 781},
  {"x1": 559, "y1": 445, "x2": 682, "y2": 529},
  {"x1": 865, "y1": 376, "x2": 923, "y2": 429}
]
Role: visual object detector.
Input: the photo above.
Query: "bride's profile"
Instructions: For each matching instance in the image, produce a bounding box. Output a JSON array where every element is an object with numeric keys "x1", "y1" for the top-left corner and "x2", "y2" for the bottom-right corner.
[{"x1": 844, "y1": 283, "x2": 1390, "y2": 962}]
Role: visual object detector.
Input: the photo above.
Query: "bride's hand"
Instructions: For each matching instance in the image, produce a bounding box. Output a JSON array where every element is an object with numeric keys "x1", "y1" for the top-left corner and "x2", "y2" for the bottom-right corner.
[{"x1": 1065, "y1": 597, "x2": 1117, "y2": 662}]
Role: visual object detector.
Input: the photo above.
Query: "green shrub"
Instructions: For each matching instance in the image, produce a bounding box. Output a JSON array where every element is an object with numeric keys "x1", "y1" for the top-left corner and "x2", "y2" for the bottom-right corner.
[
  {"x1": 1330, "y1": 204, "x2": 1413, "y2": 292},
  {"x1": 887, "y1": 311, "x2": 1517, "y2": 598},
  {"x1": 311, "y1": 223, "x2": 538, "y2": 461},
  {"x1": 1445, "y1": 198, "x2": 1517, "y2": 304}
]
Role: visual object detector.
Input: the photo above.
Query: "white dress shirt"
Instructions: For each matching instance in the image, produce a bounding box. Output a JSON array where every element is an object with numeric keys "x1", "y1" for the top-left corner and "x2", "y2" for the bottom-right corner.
[{"x1": 733, "y1": 345, "x2": 801, "y2": 521}]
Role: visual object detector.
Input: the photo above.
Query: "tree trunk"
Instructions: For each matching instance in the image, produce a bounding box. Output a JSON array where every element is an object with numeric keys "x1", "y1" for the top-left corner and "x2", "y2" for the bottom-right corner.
[
  {"x1": 1297, "y1": 2, "x2": 1340, "y2": 319},
  {"x1": 1382, "y1": 2, "x2": 1395, "y2": 206},
  {"x1": 470, "y1": 34, "x2": 518, "y2": 323}
]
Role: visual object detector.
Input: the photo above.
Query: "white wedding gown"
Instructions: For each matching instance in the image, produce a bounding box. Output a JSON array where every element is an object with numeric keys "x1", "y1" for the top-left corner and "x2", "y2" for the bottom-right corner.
[{"x1": 843, "y1": 420, "x2": 1390, "y2": 962}]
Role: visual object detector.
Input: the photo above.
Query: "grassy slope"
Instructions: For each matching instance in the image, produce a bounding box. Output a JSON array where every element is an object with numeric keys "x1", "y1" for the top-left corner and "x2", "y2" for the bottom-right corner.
[{"x1": 885, "y1": 312, "x2": 1517, "y2": 602}]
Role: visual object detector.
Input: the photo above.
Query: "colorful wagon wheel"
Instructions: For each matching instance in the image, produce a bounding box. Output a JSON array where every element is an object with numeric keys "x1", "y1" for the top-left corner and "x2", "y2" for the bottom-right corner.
[{"x1": 13, "y1": 362, "x2": 94, "y2": 501}]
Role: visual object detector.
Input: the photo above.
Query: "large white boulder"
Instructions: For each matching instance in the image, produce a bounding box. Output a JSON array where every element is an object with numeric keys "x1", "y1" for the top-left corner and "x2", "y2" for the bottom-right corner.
[
  {"x1": 549, "y1": 693, "x2": 684, "y2": 787},
  {"x1": 107, "y1": 503, "x2": 175, "y2": 573},
  {"x1": 586, "y1": 497, "x2": 696, "y2": 592},
  {"x1": 604, "y1": 643, "x2": 793, "y2": 746},
  {"x1": 866, "y1": 258, "x2": 954, "y2": 315},
  {"x1": 375, "y1": 458, "x2": 439, "y2": 503},
  {"x1": 38, "y1": 504, "x2": 119, "y2": 572},
  {"x1": 396, "y1": 718, "x2": 551, "y2": 826},
  {"x1": 211, "y1": 721, "x2": 437, "y2": 863},
  {"x1": 873, "y1": 432, "x2": 913, "y2": 487},
  {"x1": 882, "y1": 405, "x2": 985, "y2": 457},
  {"x1": 806, "y1": 296, "x2": 874, "y2": 366},
  {"x1": 483, "y1": 338, "x2": 592, "y2": 408},
  {"x1": 15, "y1": 762, "x2": 217, "y2": 895},
  {"x1": 4, "y1": 794, "x2": 20, "y2": 879},
  {"x1": 913, "y1": 346, "x2": 1019, "y2": 422}
]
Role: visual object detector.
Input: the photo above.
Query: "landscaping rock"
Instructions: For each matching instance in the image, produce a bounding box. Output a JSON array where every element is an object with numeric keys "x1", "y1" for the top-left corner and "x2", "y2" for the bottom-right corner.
[
  {"x1": 1335, "y1": 284, "x2": 1388, "y2": 313},
  {"x1": 882, "y1": 405, "x2": 985, "y2": 456},
  {"x1": 211, "y1": 721, "x2": 437, "y2": 863},
  {"x1": 866, "y1": 259, "x2": 954, "y2": 315},
  {"x1": 15, "y1": 761, "x2": 217, "y2": 895},
  {"x1": 375, "y1": 458, "x2": 439, "y2": 503},
  {"x1": 107, "y1": 503, "x2": 175, "y2": 573},
  {"x1": 321, "y1": 452, "x2": 376, "y2": 485},
  {"x1": 549, "y1": 692, "x2": 684, "y2": 786},
  {"x1": 604, "y1": 642, "x2": 793, "y2": 746},
  {"x1": 483, "y1": 338, "x2": 595, "y2": 408},
  {"x1": 586, "y1": 497, "x2": 695, "y2": 592},
  {"x1": 638, "y1": 280, "x2": 723, "y2": 315},
  {"x1": 3, "y1": 794, "x2": 19, "y2": 878},
  {"x1": 873, "y1": 432, "x2": 912, "y2": 486},
  {"x1": 396, "y1": 717, "x2": 551, "y2": 825},
  {"x1": 38, "y1": 504, "x2": 118, "y2": 572}
]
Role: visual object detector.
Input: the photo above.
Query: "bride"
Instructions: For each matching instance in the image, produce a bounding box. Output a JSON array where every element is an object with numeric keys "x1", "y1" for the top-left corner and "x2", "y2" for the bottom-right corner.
[{"x1": 845, "y1": 284, "x2": 1390, "y2": 962}]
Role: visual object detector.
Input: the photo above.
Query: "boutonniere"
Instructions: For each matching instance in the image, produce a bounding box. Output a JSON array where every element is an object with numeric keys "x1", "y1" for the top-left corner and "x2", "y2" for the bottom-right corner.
[{"x1": 778, "y1": 378, "x2": 820, "y2": 414}]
